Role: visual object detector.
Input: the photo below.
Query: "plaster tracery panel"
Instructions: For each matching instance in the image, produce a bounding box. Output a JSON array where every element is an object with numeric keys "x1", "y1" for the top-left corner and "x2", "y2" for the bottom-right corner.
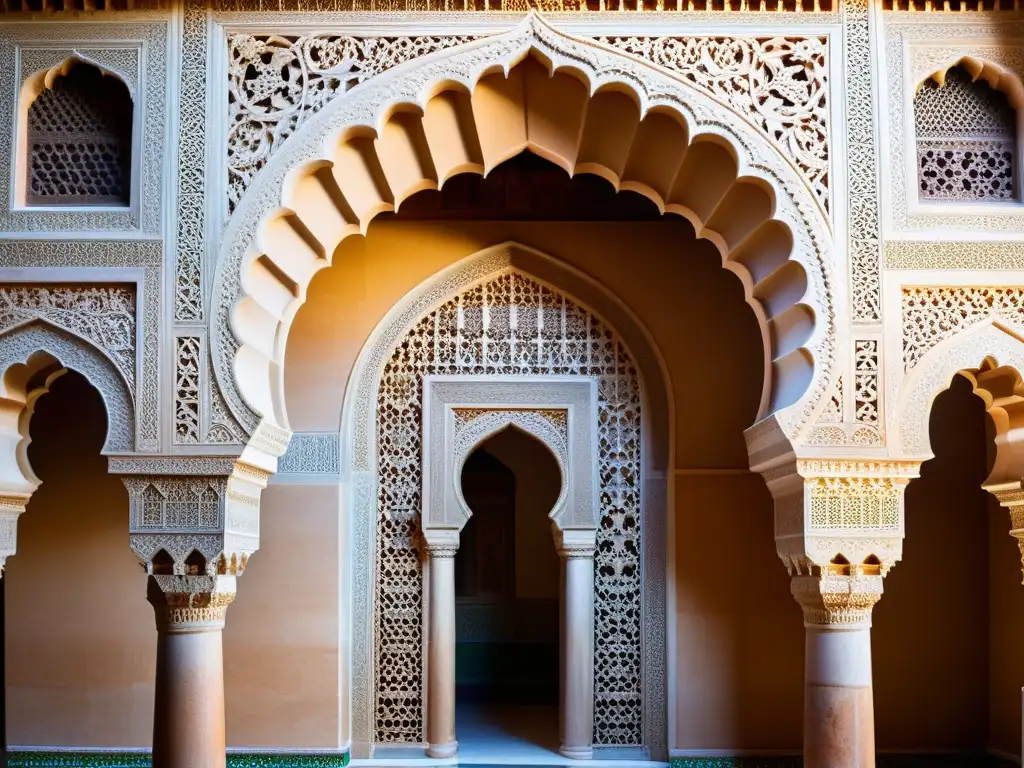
[
  {"x1": 373, "y1": 269, "x2": 643, "y2": 747},
  {"x1": 598, "y1": 35, "x2": 830, "y2": 211},
  {"x1": 18, "y1": 47, "x2": 140, "y2": 98},
  {"x1": 902, "y1": 286, "x2": 1024, "y2": 372},
  {"x1": 0, "y1": 240, "x2": 160, "y2": 451},
  {"x1": 175, "y1": 336, "x2": 202, "y2": 444},
  {"x1": 175, "y1": 0, "x2": 209, "y2": 324},
  {"x1": 845, "y1": 0, "x2": 882, "y2": 323},
  {"x1": 227, "y1": 33, "x2": 478, "y2": 213},
  {"x1": 854, "y1": 339, "x2": 879, "y2": 425},
  {"x1": 808, "y1": 477, "x2": 902, "y2": 531},
  {"x1": 0, "y1": 285, "x2": 136, "y2": 390},
  {"x1": 884, "y1": 240, "x2": 1024, "y2": 269}
]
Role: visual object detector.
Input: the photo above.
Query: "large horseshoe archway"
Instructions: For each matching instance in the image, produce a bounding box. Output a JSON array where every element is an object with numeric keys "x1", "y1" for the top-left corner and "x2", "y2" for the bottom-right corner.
[{"x1": 212, "y1": 11, "x2": 837, "y2": 465}]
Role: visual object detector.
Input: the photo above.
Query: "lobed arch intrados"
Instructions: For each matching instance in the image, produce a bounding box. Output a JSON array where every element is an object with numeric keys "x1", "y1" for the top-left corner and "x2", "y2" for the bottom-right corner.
[
  {"x1": 214, "y1": 12, "x2": 836, "y2": 467},
  {"x1": 0, "y1": 321, "x2": 135, "y2": 493},
  {"x1": 453, "y1": 417, "x2": 569, "y2": 533},
  {"x1": 915, "y1": 55, "x2": 1024, "y2": 110}
]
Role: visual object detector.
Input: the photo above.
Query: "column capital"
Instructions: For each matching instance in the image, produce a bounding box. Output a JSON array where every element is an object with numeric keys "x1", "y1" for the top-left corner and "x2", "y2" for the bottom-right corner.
[
  {"x1": 791, "y1": 574, "x2": 883, "y2": 629},
  {"x1": 985, "y1": 481, "x2": 1024, "y2": 583},
  {"x1": 0, "y1": 492, "x2": 31, "y2": 576},
  {"x1": 554, "y1": 528, "x2": 596, "y2": 559},
  {"x1": 423, "y1": 528, "x2": 460, "y2": 558},
  {"x1": 147, "y1": 574, "x2": 237, "y2": 633}
]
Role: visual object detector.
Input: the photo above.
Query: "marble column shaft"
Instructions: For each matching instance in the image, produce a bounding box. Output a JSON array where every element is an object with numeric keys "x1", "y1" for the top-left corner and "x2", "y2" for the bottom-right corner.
[
  {"x1": 426, "y1": 544, "x2": 458, "y2": 759},
  {"x1": 792, "y1": 574, "x2": 882, "y2": 768},
  {"x1": 148, "y1": 575, "x2": 236, "y2": 768}
]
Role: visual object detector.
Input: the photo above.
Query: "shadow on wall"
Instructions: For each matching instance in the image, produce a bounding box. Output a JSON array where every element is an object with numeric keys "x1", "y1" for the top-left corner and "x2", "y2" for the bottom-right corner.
[
  {"x1": 4, "y1": 370, "x2": 154, "y2": 748},
  {"x1": 875, "y1": 374, "x2": 1024, "y2": 758}
]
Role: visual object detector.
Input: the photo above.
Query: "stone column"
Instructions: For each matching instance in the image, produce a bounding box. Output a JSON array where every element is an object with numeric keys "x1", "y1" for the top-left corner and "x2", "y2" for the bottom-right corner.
[
  {"x1": 148, "y1": 574, "x2": 236, "y2": 768},
  {"x1": 556, "y1": 529, "x2": 596, "y2": 760},
  {"x1": 425, "y1": 541, "x2": 458, "y2": 759},
  {"x1": 791, "y1": 574, "x2": 882, "y2": 768}
]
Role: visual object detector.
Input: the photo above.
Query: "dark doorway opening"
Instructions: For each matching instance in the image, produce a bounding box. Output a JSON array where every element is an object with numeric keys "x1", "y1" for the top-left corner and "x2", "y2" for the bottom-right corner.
[{"x1": 454, "y1": 427, "x2": 562, "y2": 757}]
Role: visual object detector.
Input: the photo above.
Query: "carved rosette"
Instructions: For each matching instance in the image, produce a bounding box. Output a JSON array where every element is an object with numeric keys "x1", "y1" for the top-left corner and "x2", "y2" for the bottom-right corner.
[
  {"x1": 147, "y1": 574, "x2": 236, "y2": 633},
  {"x1": 761, "y1": 459, "x2": 921, "y2": 577},
  {"x1": 791, "y1": 574, "x2": 883, "y2": 628}
]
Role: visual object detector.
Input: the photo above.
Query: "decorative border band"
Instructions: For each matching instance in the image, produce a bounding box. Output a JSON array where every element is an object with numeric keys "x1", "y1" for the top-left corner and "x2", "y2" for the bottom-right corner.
[{"x1": 6, "y1": 752, "x2": 350, "y2": 768}]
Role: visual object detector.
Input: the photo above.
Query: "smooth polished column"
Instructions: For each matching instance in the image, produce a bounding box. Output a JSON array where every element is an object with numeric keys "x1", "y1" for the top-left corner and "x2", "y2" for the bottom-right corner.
[
  {"x1": 557, "y1": 529, "x2": 596, "y2": 760},
  {"x1": 148, "y1": 575, "x2": 236, "y2": 768},
  {"x1": 792, "y1": 574, "x2": 882, "y2": 768},
  {"x1": 426, "y1": 542, "x2": 458, "y2": 759}
]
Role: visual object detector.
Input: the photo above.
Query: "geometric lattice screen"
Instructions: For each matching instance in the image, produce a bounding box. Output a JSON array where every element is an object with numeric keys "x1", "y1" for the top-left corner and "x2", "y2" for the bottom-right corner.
[
  {"x1": 374, "y1": 270, "x2": 643, "y2": 746},
  {"x1": 26, "y1": 62, "x2": 133, "y2": 206},
  {"x1": 914, "y1": 65, "x2": 1018, "y2": 202}
]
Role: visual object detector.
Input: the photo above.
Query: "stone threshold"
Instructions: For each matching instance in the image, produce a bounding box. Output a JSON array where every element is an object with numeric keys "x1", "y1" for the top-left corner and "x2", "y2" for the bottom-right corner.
[{"x1": 4, "y1": 751, "x2": 351, "y2": 767}]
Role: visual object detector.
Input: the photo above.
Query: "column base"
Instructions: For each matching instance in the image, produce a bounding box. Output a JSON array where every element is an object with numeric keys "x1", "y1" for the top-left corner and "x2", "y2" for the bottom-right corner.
[
  {"x1": 559, "y1": 745, "x2": 593, "y2": 760},
  {"x1": 425, "y1": 741, "x2": 458, "y2": 759}
]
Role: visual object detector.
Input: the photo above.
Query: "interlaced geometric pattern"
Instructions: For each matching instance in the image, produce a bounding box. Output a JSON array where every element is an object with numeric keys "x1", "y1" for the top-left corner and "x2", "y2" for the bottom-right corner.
[
  {"x1": 914, "y1": 67, "x2": 1017, "y2": 201},
  {"x1": 375, "y1": 270, "x2": 642, "y2": 745},
  {"x1": 902, "y1": 286, "x2": 1024, "y2": 371},
  {"x1": 808, "y1": 477, "x2": 901, "y2": 531},
  {"x1": 26, "y1": 63, "x2": 132, "y2": 206}
]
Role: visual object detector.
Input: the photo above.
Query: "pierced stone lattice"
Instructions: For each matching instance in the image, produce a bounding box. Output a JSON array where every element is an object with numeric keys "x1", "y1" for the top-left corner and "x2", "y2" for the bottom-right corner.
[
  {"x1": 808, "y1": 477, "x2": 901, "y2": 531},
  {"x1": 599, "y1": 36, "x2": 829, "y2": 210},
  {"x1": 227, "y1": 33, "x2": 477, "y2": 213},
  {"x1": 175, "y1": 336, "x2": 201, "y2": 444},
  {"x1": 26, "y1": 62, "x2": 132, "y2": 206},
  {"x1": 902, "y1": 286, "x2": 1024, "y2": 372},
  {"x1": 854, "y1": 340, "x2": 879, "y2": 425},
  {"x1": 375, "y1": 270, "x2": 642, "y2": 746},
  {"x1": 914, "y1": 66, "x2": 1018, "y2": 201}
]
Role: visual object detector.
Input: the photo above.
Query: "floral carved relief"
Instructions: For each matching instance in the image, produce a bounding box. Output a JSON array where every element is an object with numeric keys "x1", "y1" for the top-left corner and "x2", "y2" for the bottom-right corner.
[
  {"x1": 599, "y1": 35, "x2": 830, "y2": 211},
  {"x1": 0, "y1": 285, "x2": 136, "y2": 390},
  {"x1": 227, "y1": 33, "x2": 478, "y2": 212}
]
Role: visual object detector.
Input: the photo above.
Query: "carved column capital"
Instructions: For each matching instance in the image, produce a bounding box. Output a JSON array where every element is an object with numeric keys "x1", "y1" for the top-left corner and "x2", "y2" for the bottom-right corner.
[
  {"x1": 147, "y1": 574, "x2": 237, "y2": 633},
  {"x1": 554, "y1": 528, "x2": 597, "y2": 559},
  {"x1": 0, "y1": 493, "x2": 31, "y2": 576},
  {"x1": 791, "y1": 574, "x2": 883, "y2": 629},
  {"x1": 986, "y1": 482, "x2": 1024, "y2": 583},
  {"x1": 423, "y1": 528, "x2": 460, "y2": 558}
]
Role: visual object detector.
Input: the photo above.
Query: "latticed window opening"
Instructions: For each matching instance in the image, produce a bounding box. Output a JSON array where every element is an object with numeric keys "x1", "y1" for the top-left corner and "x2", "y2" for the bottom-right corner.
[
  {"x1": 25, "y1": 61, "x2": 132, "y2": 206},
  {"x1": 914, "y1": 65, "x2": 1018, "y2": 202}
]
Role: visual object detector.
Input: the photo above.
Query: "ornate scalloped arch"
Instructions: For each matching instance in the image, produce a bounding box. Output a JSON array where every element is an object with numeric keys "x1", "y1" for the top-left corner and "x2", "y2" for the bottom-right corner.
[
  {"x1": 916, "y1": 55, "x2": 1024, "y2": 109},
  {"x1": 212, "y1": 11, "x2": 837, "y2": 464},
  {"x1": 451, "y1": 410, "x2": 569, "y2": 529},
  {"x1": 893, "y1": 318, "x2": 1024, "y2": 469},
  {"x1": 0, "y1": 320, "x2": 135, "y2": 491}
]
